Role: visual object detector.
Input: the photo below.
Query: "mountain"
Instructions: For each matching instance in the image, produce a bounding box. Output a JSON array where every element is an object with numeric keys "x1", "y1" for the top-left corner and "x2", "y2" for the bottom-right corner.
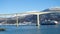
[
  {"x1": 0, "y1": 11, "x2": 39, "y2": 24},
  {"x1": 42, "y1": 7, "x2": 60, "y2": 12},
  {"x1": 40, "y1": 7, "x2": 60, "y2": 23},
  {"x1": 0, "y1": 8, "x2": 60, "y2": 24}
]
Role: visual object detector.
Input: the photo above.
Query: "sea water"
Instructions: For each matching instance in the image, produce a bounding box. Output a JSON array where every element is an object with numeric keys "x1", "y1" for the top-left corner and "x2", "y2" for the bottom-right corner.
[{"x1": 0, "y1": 25, "x2": 60, "y2": 34}]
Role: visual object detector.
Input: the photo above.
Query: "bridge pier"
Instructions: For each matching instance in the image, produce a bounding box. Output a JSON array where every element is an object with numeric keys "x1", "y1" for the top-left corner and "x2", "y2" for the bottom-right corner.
[
  {"x1": 16, "y1": 14, "x2": 19, "y2": 27},
  {"x1": 36, "y1": 14, "x2": 40, "y2": 26}
]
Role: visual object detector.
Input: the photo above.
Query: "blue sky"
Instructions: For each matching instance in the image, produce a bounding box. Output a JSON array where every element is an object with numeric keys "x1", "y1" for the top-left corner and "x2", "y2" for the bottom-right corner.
[{"x1": 0, "y1": 0, "x2": 60, "y2": 14}]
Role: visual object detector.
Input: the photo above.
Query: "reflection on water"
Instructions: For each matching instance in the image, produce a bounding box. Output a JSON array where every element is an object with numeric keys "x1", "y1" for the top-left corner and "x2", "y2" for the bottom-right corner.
[{"x1": 0, "y1": 25, "x2": 60, "y2": 34}]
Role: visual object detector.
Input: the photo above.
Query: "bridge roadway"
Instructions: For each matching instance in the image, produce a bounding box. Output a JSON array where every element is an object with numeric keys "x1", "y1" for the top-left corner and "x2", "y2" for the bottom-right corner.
[{"x1": 0, "y1": 11, "x2": 60, "y2": 27}]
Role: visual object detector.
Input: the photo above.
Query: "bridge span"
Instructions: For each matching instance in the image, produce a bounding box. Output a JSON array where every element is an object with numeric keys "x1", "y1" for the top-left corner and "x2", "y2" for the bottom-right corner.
[{"x1": 0, "y1": 11, "x2": 60, "y2": 27}]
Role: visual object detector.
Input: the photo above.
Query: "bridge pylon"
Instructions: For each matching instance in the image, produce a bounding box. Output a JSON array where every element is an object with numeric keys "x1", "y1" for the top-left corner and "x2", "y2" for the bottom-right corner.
[{"x1": 36, "y1": 14, "x2": 40, "y2": 26}]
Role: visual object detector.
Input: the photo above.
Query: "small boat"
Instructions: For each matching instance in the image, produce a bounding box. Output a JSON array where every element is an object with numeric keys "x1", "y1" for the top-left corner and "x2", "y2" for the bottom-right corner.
[{"x1": 0, "y1": 28, "x2": 5, "y2": 31}]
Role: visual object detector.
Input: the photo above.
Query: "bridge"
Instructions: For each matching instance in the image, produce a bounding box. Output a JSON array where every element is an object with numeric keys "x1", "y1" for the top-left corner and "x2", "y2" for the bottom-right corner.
[{"x1": 0, "y1": 11, "x2": 60, "y2": 27}]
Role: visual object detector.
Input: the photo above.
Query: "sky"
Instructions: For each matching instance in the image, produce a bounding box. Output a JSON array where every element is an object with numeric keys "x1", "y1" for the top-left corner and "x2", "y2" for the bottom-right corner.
[{"x1": 0, "y1": 0, "x2": 60, "y2": 14}]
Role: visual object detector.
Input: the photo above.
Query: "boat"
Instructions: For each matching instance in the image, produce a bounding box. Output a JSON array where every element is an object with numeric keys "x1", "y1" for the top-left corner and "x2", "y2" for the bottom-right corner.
[{"x1": 0, "y1": 28, "x2": 5, "y2": 31}]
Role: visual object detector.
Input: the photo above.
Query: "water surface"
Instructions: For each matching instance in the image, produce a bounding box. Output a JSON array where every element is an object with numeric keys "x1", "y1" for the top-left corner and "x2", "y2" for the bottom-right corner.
[{"x1": 0, "y1": 25, "x2": 60, "y2": 34}]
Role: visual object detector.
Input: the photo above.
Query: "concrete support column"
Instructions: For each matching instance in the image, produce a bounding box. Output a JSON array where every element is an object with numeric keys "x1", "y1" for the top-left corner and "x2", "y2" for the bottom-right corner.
[
  {"x1": 36, "y1": 14, "x2": 40, "y2": 26},
  {"x1": 16, "y1": 13, "x2": 19, "y2": 27},
  {"x1": 5, "y1": 15, "x2": 7, "y2": 24}
]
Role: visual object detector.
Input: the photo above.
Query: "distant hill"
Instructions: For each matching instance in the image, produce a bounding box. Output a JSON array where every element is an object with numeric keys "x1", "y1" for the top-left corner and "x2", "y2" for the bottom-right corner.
[
  {"x1": 43, "y1": 7, "x2": 60, "y2": 12},
  {"x1": 0, "y1": 7, "x2": 60, "y2": 24},
  {"x1": 40, "y1": 7, "x2": 60, "y2": 23},
  {"x1": 0, "y1": 11, "x2": 38, "y2": 24}
]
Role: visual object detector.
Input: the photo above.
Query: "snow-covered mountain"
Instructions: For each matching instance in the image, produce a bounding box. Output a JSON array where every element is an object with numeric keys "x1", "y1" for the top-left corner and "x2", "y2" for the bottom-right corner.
[
  {"x1": 0, "y1": 11, "x2": 39, "y2": 24},
  {"x1": 42, "y1": 7, "x2": 60, "y2": 12},
  {"x1": 0, "y1": 7, "x2": 60, "y2": 24}
]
